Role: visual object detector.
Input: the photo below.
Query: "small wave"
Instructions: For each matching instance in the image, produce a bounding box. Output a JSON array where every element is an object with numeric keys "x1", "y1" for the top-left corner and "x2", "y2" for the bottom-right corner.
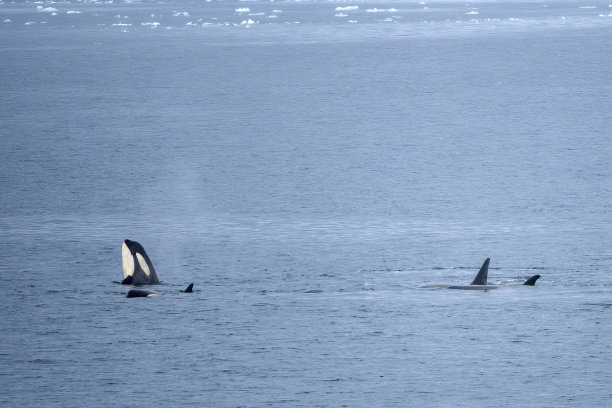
[
  {"x1": 37, "y1": 6, "x2": 57, "y2": 13},
  {"x1": 335, "y1": 6, "x2": 358, "y2": 12},
  {"x1": 366, "y1": 8, "x2": 398, "y2": 13}
]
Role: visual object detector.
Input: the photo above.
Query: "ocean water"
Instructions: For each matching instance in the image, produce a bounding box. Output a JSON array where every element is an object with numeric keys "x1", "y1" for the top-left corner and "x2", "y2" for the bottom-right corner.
[{"x1": 1, "y1": 0, "x2": 611, "y2": 406}]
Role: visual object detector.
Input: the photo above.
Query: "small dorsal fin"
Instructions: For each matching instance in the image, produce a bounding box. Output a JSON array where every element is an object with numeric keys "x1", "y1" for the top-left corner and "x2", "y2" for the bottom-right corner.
[
  {"x1": 184, "y1": 283, "x2": 194, "y2": 293},
  {"x1": 523, "y1": 274, "x2": 540, "y2": 286},
  {"x1": 470, "y1": 258, "x2": 490, "y2": 285},
  {"x1": 120, "y1": 275, "x2": 133, "y2": 285}
]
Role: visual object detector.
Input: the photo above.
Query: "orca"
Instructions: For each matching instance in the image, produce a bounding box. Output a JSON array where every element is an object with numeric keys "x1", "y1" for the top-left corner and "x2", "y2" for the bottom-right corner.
[
  {"x1": 125, "y1": 283, "x2": 194, "y2": 298},
  {"x1": 523, "y1": 274, "x2": 541, "y2": 286},
  {"x1": 122, "y1": 239, "x2": 159, "y2": 285},
  {"x1": 127, "y1": 288, "x2": 158, "y2": 298},
  {"x1": 120, "y1": 239, "x2": 195, "y2": 298},
  {"x1": 421, "y1": 258, "x2": 540, "y2": 290}
]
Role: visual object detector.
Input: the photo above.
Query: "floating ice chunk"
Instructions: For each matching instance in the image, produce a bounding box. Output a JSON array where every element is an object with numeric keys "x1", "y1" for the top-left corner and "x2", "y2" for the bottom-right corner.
[
  {"x1": 235, "y1": 8, "x2": 250, "y2": 13},
  {"x1": 141, "y1": 22, "x2": 160, "y2": 27},
  {"x1": 3, "y1": 19, "x2": 11, "y2": 23},
  {"x1": 66, "y1": 10, "x2": 82, "y2": 14},
  {"x1": 335, "y1": 6, "x2": 358, "y2": 11},
  {"x1": 37, "y1": 6, "x2": 57, "y2": 12}
]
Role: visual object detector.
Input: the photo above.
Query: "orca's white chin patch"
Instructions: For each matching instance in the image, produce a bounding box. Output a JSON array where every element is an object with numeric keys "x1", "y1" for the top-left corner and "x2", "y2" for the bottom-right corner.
[
  {"x1": 136, "y1": 253, "x2": 150, "y2": 277},
  {"x1": 122, "y1": 242, "x2": 134, "y2": 279}
]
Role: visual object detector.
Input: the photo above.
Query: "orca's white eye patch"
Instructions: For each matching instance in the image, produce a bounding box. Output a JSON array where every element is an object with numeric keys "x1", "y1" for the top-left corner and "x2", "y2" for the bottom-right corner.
[
  {"x1": 136, "y1": 253, "x2": 150, "y2": 276},
  {"x1": 122, "y1": 242, "x2": 134, "y2": 279}
]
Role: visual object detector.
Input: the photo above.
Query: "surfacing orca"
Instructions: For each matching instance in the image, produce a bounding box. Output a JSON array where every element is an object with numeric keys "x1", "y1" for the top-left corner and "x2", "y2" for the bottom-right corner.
[
  {"x1": 126, "y1": 284, "x2": 194, "y2": 298},
  {"x1": 127, "y1": 288, "x2": 158, "y2": 298},
  {"x1": 421, "y1": 258, "x2": 540, "y2": 290},
  {"x1": 120, "y1": 239, "x2": 195, "y2": 298}
]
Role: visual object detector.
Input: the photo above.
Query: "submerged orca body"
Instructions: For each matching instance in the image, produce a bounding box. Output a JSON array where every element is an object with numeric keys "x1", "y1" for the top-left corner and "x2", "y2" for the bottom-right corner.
[
  {"x1": 120, "y1": 239, "x2": 194, "y2": 298},
  {"x1": 422, "y1": 258, "x2": 540, "y2": 290},
  {"x1": 127, "y1": 288, "x2": 158, "y2": 298}
]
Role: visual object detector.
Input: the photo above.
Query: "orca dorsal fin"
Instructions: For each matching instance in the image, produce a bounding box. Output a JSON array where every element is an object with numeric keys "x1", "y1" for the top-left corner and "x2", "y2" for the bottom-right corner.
[
  {"x1": 184, "y1": 283, "x2": 194, "y2": 293},
  {"x1": 120, "y1": 275, "x2": 133, "y2": 285},
  {"x1": 470, "y1": 258, "x2": 490, "y2": 285},
  {"x1": 523, "y1": 274, "x2": 540, "y2": 286}
]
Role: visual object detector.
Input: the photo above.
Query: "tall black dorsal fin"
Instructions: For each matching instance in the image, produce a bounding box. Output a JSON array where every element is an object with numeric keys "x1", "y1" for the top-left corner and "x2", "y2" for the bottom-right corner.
[
  {"x1": 523, "y1": 274, "x2": 540, "y2": 286},
  {"x1": 184, "y1": 283, "x2": 194, "y2": 293},
  {"x1": 470, "y1": 258, "x2": 490, "y2": 285}
]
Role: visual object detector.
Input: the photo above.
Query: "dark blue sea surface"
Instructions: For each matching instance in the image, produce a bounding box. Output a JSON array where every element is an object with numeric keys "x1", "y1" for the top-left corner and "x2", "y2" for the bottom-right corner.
[{"x1": 1, "y1": 1, "x2": 611, "y2": 407}]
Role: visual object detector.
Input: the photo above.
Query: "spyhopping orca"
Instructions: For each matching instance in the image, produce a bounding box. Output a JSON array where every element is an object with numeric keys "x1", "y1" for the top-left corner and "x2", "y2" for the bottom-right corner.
[
  {"x1": 122, "y1": 239, "x2": 159, "y2": 285},
  {"x1": 120, "y1": 239, "x2": 194, "y2": 298},
  {"x1": 421, "y1": 258, "x2": 541, "y2": 290}
]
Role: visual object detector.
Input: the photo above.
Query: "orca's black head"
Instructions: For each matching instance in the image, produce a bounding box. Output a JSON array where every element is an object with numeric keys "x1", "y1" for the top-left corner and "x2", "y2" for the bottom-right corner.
[{"x1": 123, "y1": 239, "x2": 146, "y2": 255}]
